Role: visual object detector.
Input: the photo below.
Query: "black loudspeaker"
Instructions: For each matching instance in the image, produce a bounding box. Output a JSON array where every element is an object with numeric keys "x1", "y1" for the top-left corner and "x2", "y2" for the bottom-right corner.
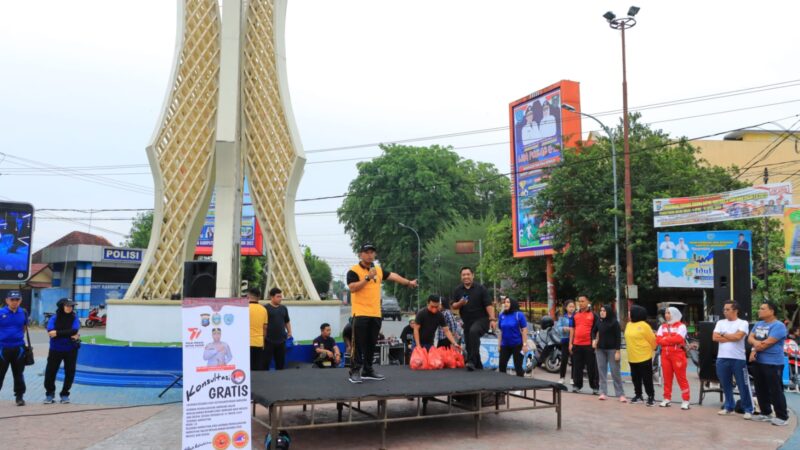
[
  {"x1": 697, "y1": 321, "x2": 718, "y2": 381},
  {"x1": 712, "y1": 248, "x2": 751, "y2": 321},
  {"x1": 183, "y1": 261, "x2": 217, "y2": 298}
]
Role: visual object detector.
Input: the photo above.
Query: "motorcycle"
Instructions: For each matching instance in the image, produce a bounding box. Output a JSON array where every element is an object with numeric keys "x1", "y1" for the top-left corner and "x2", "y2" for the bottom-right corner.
[
  {"x1": 528, "y1": 316, "x2": 563, "y2": 374},
  {"x1": 85, "y1": 305, "x2": 107, "y2": 328},
  {"x1": 42, "y1": 311, "x2": 55, "y2": 326}
]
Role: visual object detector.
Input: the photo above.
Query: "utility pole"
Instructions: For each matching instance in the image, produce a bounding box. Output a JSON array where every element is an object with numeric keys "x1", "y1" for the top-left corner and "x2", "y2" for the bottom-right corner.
[{"x1": 764, "y1": 167, "x2": 770, "y2": 296}]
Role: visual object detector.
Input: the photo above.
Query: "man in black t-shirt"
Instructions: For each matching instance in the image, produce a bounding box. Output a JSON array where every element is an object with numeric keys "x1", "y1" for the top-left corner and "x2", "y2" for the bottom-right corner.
[
  {"x1": 400, "y1": 319, "x2": 416, "y2": 364},
  {"x1": 451, "y1": 267, "x2": 495, "y2": 371},
  {"x1": 413, "y1": 295, "x2": 460, "y2": 350},
  {"x1": 265, "y1": 288, "x2": 292, "y2": 370},
  {"x1": 312, "y1": 323, "x2": 341, "y2": 368}
]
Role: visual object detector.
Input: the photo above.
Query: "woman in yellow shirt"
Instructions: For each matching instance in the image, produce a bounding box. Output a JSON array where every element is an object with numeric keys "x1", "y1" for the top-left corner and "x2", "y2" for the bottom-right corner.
[{"x1": 624, "y1": 305, "x2": 657, "y2": 406}]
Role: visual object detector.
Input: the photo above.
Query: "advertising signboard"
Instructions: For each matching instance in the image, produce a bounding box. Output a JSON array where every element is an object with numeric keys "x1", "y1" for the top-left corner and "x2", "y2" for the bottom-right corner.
[
  {"x1": 657, "y1": 230, "x2": 751, "y2": 288},
  {"x1": 653, "y1": 183, "x2": 792, "y2": 228},
  {"x1": 510, "y1": 80, "x2": 581, "y2": 257},
  {"x1": 182, "y1": 297, "x2": 251, "y2": 450}
]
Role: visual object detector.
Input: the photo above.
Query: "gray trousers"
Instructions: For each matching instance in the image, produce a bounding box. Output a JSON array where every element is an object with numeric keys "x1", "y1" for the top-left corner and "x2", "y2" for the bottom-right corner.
[{"x1": 595, "y1": 348, "x2": 625, "y2": 397}]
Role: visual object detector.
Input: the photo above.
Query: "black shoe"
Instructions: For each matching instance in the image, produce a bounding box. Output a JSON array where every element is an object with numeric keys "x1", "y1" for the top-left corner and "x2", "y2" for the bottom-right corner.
[
  {"x1": 572, "y1": 387, "x2": 581, "y2": 393},
  {"x1": 592, "y1": 390, "x2": 600, "y2": 396},
  {"x1": 362, "y1": 370, "x2": 385, "y2": 381},
  {"x1": 646, "y1": 398, "x2": 655, "y2": 407},
  {"x1": 466, "y1": 362, "x2": 476, "y2": 372},
  {"x1": 630, "y1": 396, "x2": 644, "y2": 404},
  {"x1": 348, "y1": 370, "x2": 363, "y2": 384},
  {"x1": 15, "y1": 398, "x2": 25, "y2": 406}
]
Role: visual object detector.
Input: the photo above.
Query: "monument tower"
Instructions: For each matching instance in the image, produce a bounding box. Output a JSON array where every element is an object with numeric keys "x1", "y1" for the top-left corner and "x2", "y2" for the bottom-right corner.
[{"x1": 125, "y1": 0, "x2": 317, "y2": 300}]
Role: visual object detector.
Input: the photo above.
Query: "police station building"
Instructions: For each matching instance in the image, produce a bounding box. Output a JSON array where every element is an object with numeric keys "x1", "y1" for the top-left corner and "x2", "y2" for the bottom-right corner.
[{"x1": 34, "y1": 231, "x2": 143, "y2": 321}]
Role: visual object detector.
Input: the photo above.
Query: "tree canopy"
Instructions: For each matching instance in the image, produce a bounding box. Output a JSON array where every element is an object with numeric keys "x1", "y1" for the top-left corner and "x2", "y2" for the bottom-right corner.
[
  {"x1": 337, "y1": 143, "x2": 510, "y2": 306},
  {"x1": 303, "y1": 246, "x2": 333, "y2": 298}
]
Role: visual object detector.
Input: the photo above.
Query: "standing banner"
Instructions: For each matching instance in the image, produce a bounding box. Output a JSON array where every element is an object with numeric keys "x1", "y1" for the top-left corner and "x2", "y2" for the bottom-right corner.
[
  {"x1": 182, "y1": 298, "x2": 251, "y2": 450},
  {"x1": 509, "y1": 80, "x2": 582, "y2": 257},
  {"x1": 657, "y1": 230, "x2": 752, "y2": 288},
  {"x1": 653, "y1": 183, "x2": 792, "y2": 228},
  {"x1": 784, "y1": 205, "x2": 800, "y2": 272}
]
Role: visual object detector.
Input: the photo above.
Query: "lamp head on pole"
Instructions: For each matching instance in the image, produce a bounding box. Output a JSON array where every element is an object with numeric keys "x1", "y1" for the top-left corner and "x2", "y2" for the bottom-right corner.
[
  {"x1": 561, "y1": 103, "x2": 576, "y2": 112},
  {"x1": 627, "y1": 6, "x2": 640, "y2": 17},
  {"x1": 603, "y1": 11, "x2": 616, "y2": 22}
]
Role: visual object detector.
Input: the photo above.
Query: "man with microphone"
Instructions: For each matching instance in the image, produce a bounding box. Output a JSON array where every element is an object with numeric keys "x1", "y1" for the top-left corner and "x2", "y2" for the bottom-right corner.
[{"x1": 347, "y1": 243, "x2": 417, "y2": 384}]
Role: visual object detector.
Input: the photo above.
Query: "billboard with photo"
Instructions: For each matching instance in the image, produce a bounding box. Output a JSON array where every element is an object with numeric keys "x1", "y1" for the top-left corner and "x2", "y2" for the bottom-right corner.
[
  {"x1": 510, "y1": 80, "x2": 581, "y2": 257},
  {"x1": 195, "y1": 179, "x2": 264, "y2": 257},
  {"x1": 784, "y1": 205, "x2": 800, "y2": 272},
  {"x1": 0, "y1": 201, "x2": 33, "y2": 282},
  {"x1": 653, "y1": 183, "x2": 792, "y2": 228},
  {"x1": 657, "y1": 230, "x2": 752, "y2": 288}
]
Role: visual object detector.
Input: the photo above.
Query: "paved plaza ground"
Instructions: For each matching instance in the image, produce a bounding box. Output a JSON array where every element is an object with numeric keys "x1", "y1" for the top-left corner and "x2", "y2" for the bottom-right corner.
[{"x1": 1, "y1": 328, "x2": 798, "y2": 449}]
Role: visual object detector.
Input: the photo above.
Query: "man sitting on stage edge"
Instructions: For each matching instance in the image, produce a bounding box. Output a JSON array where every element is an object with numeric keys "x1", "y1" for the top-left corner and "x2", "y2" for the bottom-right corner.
[
  {"x1": 313, "y1": 323, "x2": 341, "y2": 368},
  {"x1": 347, "y1": 243, "x2": 417, "y2": 384},
  {"x1": 414, "y1": 295, "x2": 460, "y2": 351},
  {"x1": 451, "y1": 267, "x2": 495, "y2": 371}
]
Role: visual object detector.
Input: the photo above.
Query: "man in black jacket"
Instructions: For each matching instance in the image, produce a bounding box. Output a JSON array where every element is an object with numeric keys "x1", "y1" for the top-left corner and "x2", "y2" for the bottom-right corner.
[{"x1": 451, "y1": 267, "x2": 495, "y2": 371}]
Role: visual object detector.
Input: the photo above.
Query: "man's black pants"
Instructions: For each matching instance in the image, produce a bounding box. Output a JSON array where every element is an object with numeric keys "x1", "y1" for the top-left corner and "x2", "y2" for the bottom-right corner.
[
  {"x1": 44, "y1": 349, "x2": 78, "y2": 397},
  {"x1": 351, "y1": 316, "x2": 381, "y2": 373},
  {"x1": 571, "y1": 344, "x2": 599, "y2": 390},
  {"x1": 753, "y1": 362, "x2": 788, "y2": 420},
  {"x1": 264, "y1": 341, "x2": 287, "y2": 370},
  {"x1": 250, "y1": 346, "x2": 266, "y2": 371},
  {"x1": 463, "y1": 317, "x2": 489, "y2": 369},
  {"x1": 0, "y1": 346, "x2": 26, "y2": 399}
]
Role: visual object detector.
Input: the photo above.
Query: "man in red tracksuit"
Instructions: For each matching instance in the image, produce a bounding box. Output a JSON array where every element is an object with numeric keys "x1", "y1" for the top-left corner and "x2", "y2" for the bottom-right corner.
[{"x1": 656, "y1": 307, "x2": 691, "y2": 409}]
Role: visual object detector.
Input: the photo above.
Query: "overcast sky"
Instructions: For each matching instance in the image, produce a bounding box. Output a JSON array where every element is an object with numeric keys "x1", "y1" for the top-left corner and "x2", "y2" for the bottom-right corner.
[{"x1": 2, "y1": 0, "x2": 799, "y2": 276}]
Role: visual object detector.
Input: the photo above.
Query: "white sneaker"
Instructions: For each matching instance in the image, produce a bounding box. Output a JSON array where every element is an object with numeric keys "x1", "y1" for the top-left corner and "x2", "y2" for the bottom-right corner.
[
  {"x1": 752, "y1": 414, "x2": 772, "y2": 422},
  {"x1": 743, "y1": 412, "x2": 753, "y2": 420},
  {"x1": 659, "y1": 400, "x2": 671, "y2": 407},
  {"x1": 771, "y1": 417, "x2": 789, "y2": 426},
  {"x1": 681, "y1": 401, "x2": 690, "y2": 410},
  {"x1": 718, "y1": 409, "x2": 733, "y2": 416},
  {"x1": 558, "y1": 378, "x2": 565, "y2": 384}
]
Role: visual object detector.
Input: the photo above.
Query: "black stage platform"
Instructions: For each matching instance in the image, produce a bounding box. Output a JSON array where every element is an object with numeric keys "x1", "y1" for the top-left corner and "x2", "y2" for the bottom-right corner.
[{"x1": 251, "y1": 366, "x2": 564, "y2": 449}]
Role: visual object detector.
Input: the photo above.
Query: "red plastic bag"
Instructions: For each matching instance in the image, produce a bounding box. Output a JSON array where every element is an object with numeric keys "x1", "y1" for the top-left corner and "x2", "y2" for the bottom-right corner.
[
  {"x1": 428, "y1": 346, "x2": 445, "y2": 370},
  {"x1": 452, "y1": 348, "x2": 465, "y2": 368},
  {"x1": 441, "y1": 346, "x2": 456, "y2": 369},
  {"x1": 410, "y1": 346, "x2": 430, "y2": 370}
]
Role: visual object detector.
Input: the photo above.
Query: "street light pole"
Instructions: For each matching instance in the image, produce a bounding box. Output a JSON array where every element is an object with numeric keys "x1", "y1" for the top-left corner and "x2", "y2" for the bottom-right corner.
[
  {"x1": 562, "y1": 103, "x2": 621, "y2": 318},
  {"x1": 399, "y1": 222, "x2": 421, "y2": 311},
  {"x1": 764, "y1": 168, "x2": 770, "y2": 296},
  {"x1": 605, "y1": 6, "x2": 639, "y2": 309}
]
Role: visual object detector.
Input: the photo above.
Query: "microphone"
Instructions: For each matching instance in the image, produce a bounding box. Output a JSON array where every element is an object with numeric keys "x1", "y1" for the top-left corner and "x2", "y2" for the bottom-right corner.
[{"x1": 369, "y1": 262, "x2": 377, "y2": 282}]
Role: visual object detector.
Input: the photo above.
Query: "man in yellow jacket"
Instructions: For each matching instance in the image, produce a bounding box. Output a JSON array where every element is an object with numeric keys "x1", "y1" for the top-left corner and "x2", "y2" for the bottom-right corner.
[{"x1": 624, "y1": 304, "x2": 657, "y2": 406}]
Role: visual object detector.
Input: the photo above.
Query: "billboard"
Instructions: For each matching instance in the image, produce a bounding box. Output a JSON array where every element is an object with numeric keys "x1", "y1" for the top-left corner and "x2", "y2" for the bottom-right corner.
[
  {"x1": 784, "y1": 205, "x2": 800, "y2": 272},
  {"x1": 196, "y1": 179, "x2": 264, "y2": 256},
  {"x1": 0, "y1": 201, "x2": 33, "y2": 282},
  {"x1": 653, "y1": 183, "x2": 792, "y2": 228},
  {"x1": 657, "y1": 230, "x2": 752, "y2": 288},
  {"x1": 510, "y1": 80, "x2": 581, "y2": 258}
]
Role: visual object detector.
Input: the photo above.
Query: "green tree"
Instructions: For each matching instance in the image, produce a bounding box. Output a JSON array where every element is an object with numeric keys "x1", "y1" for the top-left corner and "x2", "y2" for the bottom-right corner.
[
  {"x1": 303, "y1": 247, "x2": 332, "y2": 298},
  {"x1": 241, "y1": 256, "x2": 266, "y2": 294},
  {"x1": 534, "y1": 114, "x2": 754, "y2": 302},
  {"x1": 337, "y1": 144, "x2": 510, "y2": 306},
  {"x1": 419, "y1": 216, "x2": 494, "y2": 307},
  {"x1": 481, "y1": 217, "x2": 549, "y2": 301},
  {"x1": 123, "y1": 211, "x2": 153, "y2": 248}
]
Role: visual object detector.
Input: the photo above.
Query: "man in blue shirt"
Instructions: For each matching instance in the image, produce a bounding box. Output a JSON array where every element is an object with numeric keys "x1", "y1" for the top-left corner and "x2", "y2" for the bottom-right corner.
[
  {"x1": 0, "y1": 290, "x2": 28, "y2": 406},
  {"x1": 748, "y1": 302, "x2": 788, "y2": 426}
]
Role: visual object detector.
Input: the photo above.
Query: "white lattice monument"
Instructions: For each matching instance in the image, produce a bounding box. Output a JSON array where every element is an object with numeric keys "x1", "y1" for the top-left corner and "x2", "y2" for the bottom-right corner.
[{"x1": 126, "y1": 0, "x2": 317, "y2": 300}]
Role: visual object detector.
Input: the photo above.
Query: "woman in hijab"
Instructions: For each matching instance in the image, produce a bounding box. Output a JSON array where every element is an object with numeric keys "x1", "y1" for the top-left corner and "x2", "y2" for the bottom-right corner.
[
  {"x1": 593, "y1": 304, "x2": 626, "y2": 402},
  {"x1": 624, "y1": 304, "x2": 657, "y2": 406},
  {"x1": 656, "y1": 306, "x2": 691, "y2": 410},
  {"x1": 43, "y1": 298, "x2": 81, "y2": 404},
  {"x1": 497, "y1": 297, "x2": 528, "y2": 377}
]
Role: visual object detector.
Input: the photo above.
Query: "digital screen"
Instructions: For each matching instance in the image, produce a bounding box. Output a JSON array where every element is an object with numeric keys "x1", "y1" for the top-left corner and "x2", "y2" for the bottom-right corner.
[{"x1": 0, "y1": 202, "x2": 34, "y2": 281}]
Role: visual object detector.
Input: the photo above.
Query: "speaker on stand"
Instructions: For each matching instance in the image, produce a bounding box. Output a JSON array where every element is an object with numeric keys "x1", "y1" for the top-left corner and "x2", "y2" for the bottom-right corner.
[
  {"x1": 712, "y1": 248, "x2": 751, "y2": 322},
  {"x1": 183, "y1": 261, "x2": 217, "y2": 298}
]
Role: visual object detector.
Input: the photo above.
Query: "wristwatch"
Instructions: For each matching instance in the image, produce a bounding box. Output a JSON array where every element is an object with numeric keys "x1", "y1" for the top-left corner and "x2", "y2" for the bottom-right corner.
[{"x1": 365, "y1": 275, "x2": 371, "y2": 281}]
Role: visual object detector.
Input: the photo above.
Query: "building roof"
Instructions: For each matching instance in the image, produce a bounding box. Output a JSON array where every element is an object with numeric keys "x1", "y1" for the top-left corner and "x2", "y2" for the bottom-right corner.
[{"x1": 43, "y1": 231, "x2": 114, "y2": 249}]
